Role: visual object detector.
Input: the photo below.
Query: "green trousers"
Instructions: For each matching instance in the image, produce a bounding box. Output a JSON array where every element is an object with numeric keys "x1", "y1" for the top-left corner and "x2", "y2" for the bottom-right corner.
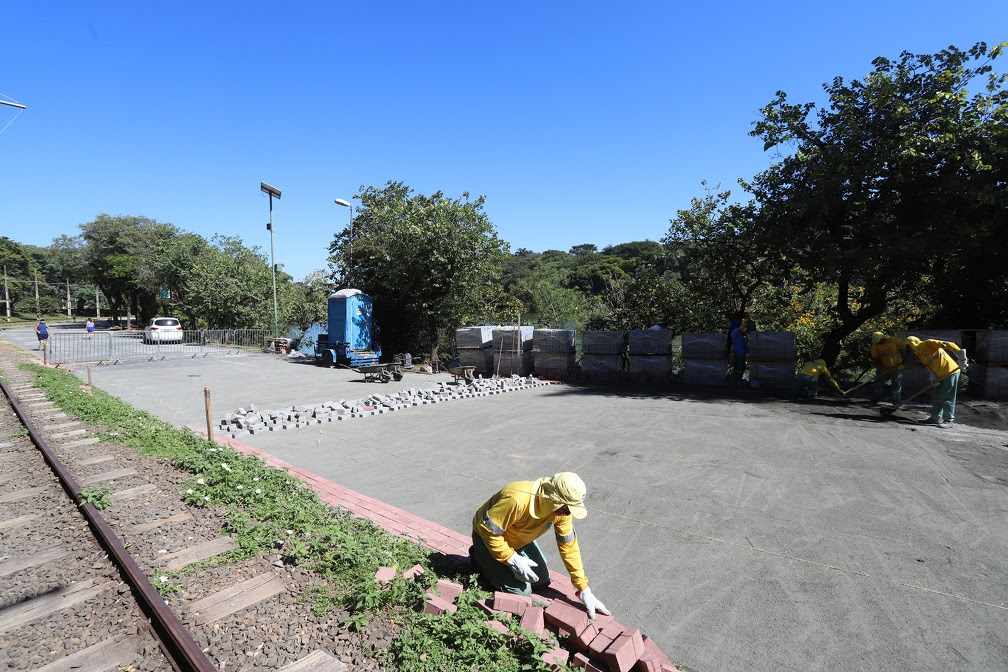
[
  {"x1": 871, "y1": 370, "x2": 902, "y2": 404},
  {"x1": 792, "y1": 374, "x2": 818, "y2": 399},
  {"x1": 929, "y1": 371, "x2": 959, "y2": 422},
  {"x1": 471, "y1": 531, "x2": 552, "y2": 595}
]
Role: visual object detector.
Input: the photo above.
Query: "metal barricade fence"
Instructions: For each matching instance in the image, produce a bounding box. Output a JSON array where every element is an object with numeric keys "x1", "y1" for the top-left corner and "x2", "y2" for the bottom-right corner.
[{"x1": 48, "y1": 329, "x2": 271, "y2": 365}]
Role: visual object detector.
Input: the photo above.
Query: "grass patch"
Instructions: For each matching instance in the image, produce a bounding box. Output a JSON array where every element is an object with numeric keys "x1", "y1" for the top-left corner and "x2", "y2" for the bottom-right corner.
[{"x1": 23, "y1": 363, "x2": 569, "y2": 671}]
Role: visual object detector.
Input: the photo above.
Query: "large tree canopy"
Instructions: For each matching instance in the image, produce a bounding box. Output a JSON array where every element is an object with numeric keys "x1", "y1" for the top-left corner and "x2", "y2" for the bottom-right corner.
[
  {"x1": 328, "y1": 181, "x2": 509, "y2": 358},
  {"x1": 748, "y1": 41, "x2": 1008, "y2": 362}
]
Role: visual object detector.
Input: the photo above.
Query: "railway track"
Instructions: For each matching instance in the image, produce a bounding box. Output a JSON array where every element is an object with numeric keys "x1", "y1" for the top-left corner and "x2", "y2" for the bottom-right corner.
[{"x1": 0, "y1": 344, "x2": 391, "y2": 671}]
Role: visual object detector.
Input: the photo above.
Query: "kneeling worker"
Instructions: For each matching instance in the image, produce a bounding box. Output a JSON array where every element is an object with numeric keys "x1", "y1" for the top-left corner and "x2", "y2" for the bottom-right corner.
[
  {"x1": 792, "y1": 359, "x2": 846, "y2": 400},
  {"x1": 471, "y1": 472, "x2": 611, "y2": 620}
]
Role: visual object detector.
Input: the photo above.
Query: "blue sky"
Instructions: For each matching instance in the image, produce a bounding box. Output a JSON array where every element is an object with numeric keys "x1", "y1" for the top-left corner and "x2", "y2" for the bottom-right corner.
[{"x1": 3, "y1": 2, "x2": 1004, "y2": 281}]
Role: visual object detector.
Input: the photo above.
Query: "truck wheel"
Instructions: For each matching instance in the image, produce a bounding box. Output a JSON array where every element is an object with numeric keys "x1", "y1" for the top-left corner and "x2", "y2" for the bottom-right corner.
[{"x1": 321, "y1": 351, "x2": 334, "y2": 368}]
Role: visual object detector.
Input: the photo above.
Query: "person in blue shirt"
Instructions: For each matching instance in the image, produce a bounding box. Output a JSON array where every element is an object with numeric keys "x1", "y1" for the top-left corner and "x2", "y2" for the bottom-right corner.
[
  {"x1": 728, "y1": 310, "x2": 756, "y2": 386},
  {"x1": 35, "y1": 317, "x2": 49, "y2": 352}
]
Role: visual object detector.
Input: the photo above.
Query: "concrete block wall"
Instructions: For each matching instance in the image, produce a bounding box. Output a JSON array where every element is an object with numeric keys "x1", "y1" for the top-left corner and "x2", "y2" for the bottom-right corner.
[{"x1": 492, "y1": 326, "x2": 534, "y2": 352}]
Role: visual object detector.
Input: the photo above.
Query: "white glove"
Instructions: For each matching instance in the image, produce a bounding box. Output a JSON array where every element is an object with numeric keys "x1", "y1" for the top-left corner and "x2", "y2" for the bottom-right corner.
[
  {"x1": 577, "y1": 586, "x2": 611, "y2": 621},
  {"x1": 957, "y1": 349, "x2": 968, "y2": 369},
  {"x1": 505, "y1": 552, "x2": 539, "y2": 583}
]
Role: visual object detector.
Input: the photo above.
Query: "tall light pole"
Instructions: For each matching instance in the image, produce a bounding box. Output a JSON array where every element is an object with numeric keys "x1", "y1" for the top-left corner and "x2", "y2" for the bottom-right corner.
[
  {"x1": 261, "y1": 181, "x2": 282, "y2": 339},
  {"x1": 334, "y1": 198, "x2": 354, "y2": 286}
]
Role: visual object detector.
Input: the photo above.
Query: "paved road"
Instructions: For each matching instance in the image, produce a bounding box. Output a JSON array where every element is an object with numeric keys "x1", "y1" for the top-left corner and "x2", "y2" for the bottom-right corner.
[{"x1": 4, "y1": 325, "x2": 1006, "y2": 671}]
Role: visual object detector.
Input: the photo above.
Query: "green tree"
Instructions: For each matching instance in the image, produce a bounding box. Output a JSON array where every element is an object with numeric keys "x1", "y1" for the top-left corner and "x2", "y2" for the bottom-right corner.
[
  {"x1": 748, "y1": 41, "x2": 1008, "y2": 362},
  {"x1": 0, "y1": 236, "x2": 38, "y2": 314},
  {"x1": 328, "y1": 181, "x2": 508, "y2": 361},
  {"x1": 183, "y1": 235, "x2": 276, "y2": 330},
  {"x1": 281, "y1": 269, "x2": 332, "y2": 335}
]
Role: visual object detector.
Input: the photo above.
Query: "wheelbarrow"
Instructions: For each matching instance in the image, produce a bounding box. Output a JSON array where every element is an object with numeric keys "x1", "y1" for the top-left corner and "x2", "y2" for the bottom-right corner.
[
  {"x1": 354, "y1": 364, "x2": 394, "y2": 383},
  {"x1": 448, "y1": 365, "x2": 476, "y2": 383}
]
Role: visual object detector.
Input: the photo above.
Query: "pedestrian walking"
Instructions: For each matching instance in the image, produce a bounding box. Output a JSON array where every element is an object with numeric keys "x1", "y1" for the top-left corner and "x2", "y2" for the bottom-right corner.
[{"x1": 35, "y1": 317, "x2": 49, "y2": 352}]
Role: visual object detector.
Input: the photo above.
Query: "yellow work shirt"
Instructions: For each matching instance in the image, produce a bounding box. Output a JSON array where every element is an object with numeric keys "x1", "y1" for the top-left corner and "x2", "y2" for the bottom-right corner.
[
  {"x1": 871, "y1": 338, "x2": 905, "y2": 372},
  {"x1": 909, "y1": 339, "x2": 961, "y2": 378},
  {"x1": 797, "y1": 360, "x2": 842, "y2": 393},
  {"x1": 473, "y1": 480, "x2": 588, "y2": 591}
]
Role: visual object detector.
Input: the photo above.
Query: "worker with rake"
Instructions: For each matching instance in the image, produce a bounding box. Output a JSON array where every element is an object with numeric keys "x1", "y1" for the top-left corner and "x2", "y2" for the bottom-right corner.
[
  {"x1": 792, "y1": 358, "x2": 846, "y2": 401},
  {"x1": 905, "y1": 336, "x2": 966, "y2": 427},
  {"x1": 870, "y1": 332, "x2": 906, "y2": 405},
  {"x1": 471, "y1": 472, "x2": 611, "y2": 621}
]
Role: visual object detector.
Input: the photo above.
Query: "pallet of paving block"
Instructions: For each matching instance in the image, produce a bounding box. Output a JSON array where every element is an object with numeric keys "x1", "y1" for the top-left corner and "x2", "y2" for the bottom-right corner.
[
  {"x1": 681, "y1": 333, "x2": 727, "y2": 360},
  {"x1": 455, "y1": 326, "x2": 496, "y2": 349},
  {"x1": 976, "y1": 330, "x2": 1008, "y2": 364},
  {"x1": 749, "y1": 361, "x2": 795, "y2": 391},
  {"x1": 628, "y1": 354, "x2": 671, "y2": 382},
  {"x1": 750, "y1": 332, "x2": 796, "y2": 363},
  {"x1": 493, "y1": 350, "x2": 533, "y2": 376},
  {"x1": 582, "y1": 330, "x2": 626, "y2": 355},
  {"x1": 684, "y1": 358, "x2": 728, "y2": 386},
  {"x1": 628, "y1": 328, "x2": 672, "y2": 355},
  {"x1": 532, "y1": 329, "x2": 576, "y2": 353},
  {"x1": 492, "y1": 326, "x2": 534, "y2": 352},
  {"x1": 458, "y1": 346, "x2": 493, "y2": 374}
]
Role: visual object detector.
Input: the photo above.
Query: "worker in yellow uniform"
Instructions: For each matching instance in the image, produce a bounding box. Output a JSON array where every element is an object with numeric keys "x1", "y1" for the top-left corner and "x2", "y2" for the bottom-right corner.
[
  {"x1": 471, "y1": 472, "x2": 611, "y2": 620},
  {"x1": 905, "y1": 336, "x2": 966, "y2": 427},
  {"x1": 870, "y1": 332, "x2": 906, "y2": 405},
  {"x1": 792, "y1": 359, "x2": 846, "y2": 400}
]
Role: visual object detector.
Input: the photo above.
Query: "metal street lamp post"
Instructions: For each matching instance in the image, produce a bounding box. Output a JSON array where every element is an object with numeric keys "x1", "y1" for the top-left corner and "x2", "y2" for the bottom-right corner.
[
  {"x1": 261, "y1": 181, "x2": 282, "y2": 339},
  {"x1": 334, "y1": 198, "x2": 354, "y2": 285}
]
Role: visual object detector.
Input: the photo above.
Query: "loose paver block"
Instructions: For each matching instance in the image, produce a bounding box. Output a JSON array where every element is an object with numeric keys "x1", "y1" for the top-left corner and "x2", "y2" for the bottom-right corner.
[
  {"x1": 494, "y1": 590, "x2": 531, "y2": 616},
  {"x1": 485, "y1": 619, "x2": 510, "y2": 635},
  {"x1": 519, "y1": 606, "x2": 546, "y2": 637},
  {"x1": 572, "y1": 651, "x2": 608, "y2": 671},
  {"x1": 428, "y1": 579, "x2": 464, "y2": 604},
  {"x1": 422, "y1": 594, "x2": 457, "y2": 615},
  {"x1": 604, "y1": 628, "x2": 645, "y2": 672},
  {"x1": 374, "y1": 566, "x2": 397, "y2": 584},
  {"x1": 402, "y1": 563, "x2": 424, "y2": 580},
  {"x1": 542, "y1": 646, "x2": 569, "y2": 667},
  {"x1": 544, "y1": 598, "x2": 588, "y2": 635}
]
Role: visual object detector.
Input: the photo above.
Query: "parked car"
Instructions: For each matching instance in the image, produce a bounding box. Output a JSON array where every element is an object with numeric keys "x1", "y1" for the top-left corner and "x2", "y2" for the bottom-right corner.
[{"x1": 143, "y1": 317, "x2": 183, "y2": 344}]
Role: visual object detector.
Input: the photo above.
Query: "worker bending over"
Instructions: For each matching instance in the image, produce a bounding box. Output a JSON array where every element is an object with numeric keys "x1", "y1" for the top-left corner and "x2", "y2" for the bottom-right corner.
[
  {"x1": 905, "y1": 336, "x2": 966, "y2": 427},
  {"x1": 870, "y1": 332, "x2": 906, "y2": 405},
  {"x1": 471, "y1": 472, "x2": 611, "y2": 620},
  {"x1": 792, "y1": 359, "x2": 846, "y2": 400}
]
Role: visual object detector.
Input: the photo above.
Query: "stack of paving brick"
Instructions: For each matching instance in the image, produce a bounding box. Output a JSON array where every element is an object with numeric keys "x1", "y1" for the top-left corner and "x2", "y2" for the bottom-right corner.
[
  {"x1": 456, "y1": 326, "x2": 496, "y2": 375},
  {"x1": 493, "y1": 326, "x2": 534, "y2": 376},
  {"x1": 974, "y1": 329, "x2": 1008, "y2": 399},
  {"x1": 581, "y1": 331, "x2": 626, "y2": 383},
  {"x1": 533, "y1": 329, "x2": 576, "y2": 380},
  {"x1": 681, "y1": 333, "x2": 728, "y2": 385},
  {"x1": 748, "y1": 331, "x2": 796, "y2": 390},
  {"x1": 628, "y1": 328, "x2": 672, "y2": 383},
  {"x1": 896, "y1": 329, "x2": 963, "y2": 395}
]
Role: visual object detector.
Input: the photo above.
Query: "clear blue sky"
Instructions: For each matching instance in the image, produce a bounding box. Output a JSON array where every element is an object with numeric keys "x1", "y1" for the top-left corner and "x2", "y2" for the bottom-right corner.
[{"x1": 3, "y1": 2, "x2": 1004, "y2": 281}]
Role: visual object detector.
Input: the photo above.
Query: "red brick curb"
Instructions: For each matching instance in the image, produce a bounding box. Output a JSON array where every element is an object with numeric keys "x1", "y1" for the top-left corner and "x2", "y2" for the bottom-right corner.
[{"x1": 195, "y1": 426, "x2": 679, "y2": 671}]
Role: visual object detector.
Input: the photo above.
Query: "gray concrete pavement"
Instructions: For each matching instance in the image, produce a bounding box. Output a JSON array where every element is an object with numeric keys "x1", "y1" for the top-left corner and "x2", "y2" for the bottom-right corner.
[{"x1": 4, "y1": 325, "x2": 1006, "y2": 671}]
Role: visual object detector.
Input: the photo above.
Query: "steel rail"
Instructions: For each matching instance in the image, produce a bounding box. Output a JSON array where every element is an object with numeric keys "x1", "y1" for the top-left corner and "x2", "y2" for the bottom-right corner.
[{"x1": 0, "y1": 377, "x2": 216, "y2": 672}]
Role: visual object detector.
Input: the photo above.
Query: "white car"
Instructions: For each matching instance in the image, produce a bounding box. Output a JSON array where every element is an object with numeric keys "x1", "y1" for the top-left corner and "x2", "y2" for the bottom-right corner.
[{"x1": 144, "y1": 317, "x2": 183, "y2": 344}]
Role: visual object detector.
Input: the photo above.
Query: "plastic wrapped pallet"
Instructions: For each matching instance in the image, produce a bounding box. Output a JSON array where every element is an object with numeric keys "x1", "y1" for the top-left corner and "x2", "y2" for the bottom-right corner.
[
  {"x1": 492, "y1": 326, "x2": 534, "y2": 352},
  {"x1": 580, "y1": 354, "x2": 622, "y2": 373},
  {"x1": 681, "y1": 333, "x2": 726, "y2": 360},
  {"x1": 629, "y1": 354, "x2": 670, "y2": 382},
  {"x1": 749, "y1": 361, "x2": 795, "y2": 391},
  {"x1": 976, "y1": 330, "x2": 1008, "y2": 363},
  {"x1": 493, "y1": 350, "x2": 532, "y2": 376},
  {"x1": 456, "y1": 326, "x2": 495, "y2": 349},
  {"x1": 684, "y1": 359, "x2": 728, "y2": 386},
  {"x1": 534, "y1": 352, "x2": 576, "y2": 380},
  {"x1": 533, "y1": 329, "x2": 576, "y2": 353},
  {"x1": 973, "y1": 364, "x2": 1008, "y2": 400},
  {"x1": 628, "y1": 328, "x2": 672, "y2": 355},
  {"x1": 458, "y1": 346, "x2": 493, "y2": 373},
  {"x1": 750, "y1": 332, "x2": 796, "y2": 363},
  {"x1": 582, "y1": 330, "x2": 626, "y2": 355}
]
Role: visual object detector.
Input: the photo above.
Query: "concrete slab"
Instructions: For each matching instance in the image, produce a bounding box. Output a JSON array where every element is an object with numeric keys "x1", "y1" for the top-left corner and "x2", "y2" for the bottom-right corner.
[{"x1": 3, "y1": 338, "x2": 1006, "y2": 671}]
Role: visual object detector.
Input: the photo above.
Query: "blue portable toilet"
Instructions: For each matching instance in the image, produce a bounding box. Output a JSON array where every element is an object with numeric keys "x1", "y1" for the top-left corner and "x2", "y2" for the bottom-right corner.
[{"x1": 316, "y1": 288, "x2": 381, "y2": 366}]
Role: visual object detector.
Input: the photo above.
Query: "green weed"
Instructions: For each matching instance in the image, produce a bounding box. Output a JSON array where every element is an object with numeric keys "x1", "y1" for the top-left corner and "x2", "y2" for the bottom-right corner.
[{"x1": 79, "y1": 485, "x2": 111, "y2": 509}]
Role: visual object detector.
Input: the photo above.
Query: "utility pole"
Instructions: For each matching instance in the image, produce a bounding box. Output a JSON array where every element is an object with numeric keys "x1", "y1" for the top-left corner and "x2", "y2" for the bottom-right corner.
[
  {"x1": 34, "y1": 270, "x2": 39, "y2": 315},
  {"x1": 3, "y1": 266, "x2": 10, "y2": 322},
  {"x1": 66, "y1": 278, "x2": 71, "y2": 318},
  {"x1": 95, "y1": 287, "x2": 101, "y2": 318}
]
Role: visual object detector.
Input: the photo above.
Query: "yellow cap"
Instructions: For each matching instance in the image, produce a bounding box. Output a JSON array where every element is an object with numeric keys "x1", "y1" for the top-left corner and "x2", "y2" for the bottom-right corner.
[
  {"x1": 872, "y1": 332, "x2": 885, "y2": 344},
  {"x1": 530, "y1": 472, "x2": 588, "y2": 519}
]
